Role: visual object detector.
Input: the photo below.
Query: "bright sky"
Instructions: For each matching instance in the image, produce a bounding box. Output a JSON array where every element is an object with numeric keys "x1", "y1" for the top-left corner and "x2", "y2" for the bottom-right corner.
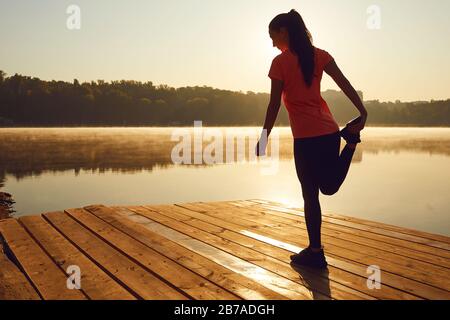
[{"x1": 1, "y1": 0, "x2": 449, "y2": 102}]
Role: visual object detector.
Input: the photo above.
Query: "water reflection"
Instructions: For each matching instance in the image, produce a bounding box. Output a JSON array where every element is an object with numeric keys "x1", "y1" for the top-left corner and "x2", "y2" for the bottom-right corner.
[
  {"x1": 1, "y1": 127, "x2": 449, "y2": 182},
  {"x1": 0, "y1": 127, "x2": 449, "y2": 235}
]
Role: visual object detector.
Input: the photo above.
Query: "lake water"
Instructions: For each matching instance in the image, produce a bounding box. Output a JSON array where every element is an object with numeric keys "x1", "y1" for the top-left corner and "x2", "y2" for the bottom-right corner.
[{"x1": 1, "y1": 127, "x2": 449, "y2": 236}]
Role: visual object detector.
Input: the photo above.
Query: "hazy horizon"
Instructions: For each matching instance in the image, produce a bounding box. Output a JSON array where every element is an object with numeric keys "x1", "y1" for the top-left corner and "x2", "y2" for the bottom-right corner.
[{"x1": 1, "y1": 0, "x2": 449, "y2": 102}]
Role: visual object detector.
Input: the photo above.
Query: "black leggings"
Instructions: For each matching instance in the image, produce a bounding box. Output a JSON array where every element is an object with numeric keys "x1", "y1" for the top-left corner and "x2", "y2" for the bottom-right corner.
[{"x1": 293, "y1": 131, "x2": 356, "y2": 248}]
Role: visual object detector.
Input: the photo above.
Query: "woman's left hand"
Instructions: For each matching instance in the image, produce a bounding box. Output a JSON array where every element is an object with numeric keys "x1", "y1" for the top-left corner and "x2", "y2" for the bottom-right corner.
[{"x1": 349, "y1": 113, "x2": 367, "y2": 132}]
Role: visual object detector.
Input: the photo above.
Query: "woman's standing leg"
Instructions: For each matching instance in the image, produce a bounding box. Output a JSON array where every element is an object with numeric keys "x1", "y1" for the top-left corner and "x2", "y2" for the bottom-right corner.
[
  {"x1": 317, "y1": 132, "x2": 357, "y2": 196},
  {"x1": 293, "y1": 139, "x2": 322, "y2": 249}
]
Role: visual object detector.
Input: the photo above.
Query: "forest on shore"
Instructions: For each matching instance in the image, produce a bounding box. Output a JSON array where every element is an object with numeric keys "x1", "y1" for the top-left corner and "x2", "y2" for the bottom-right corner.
[{"x1": 1, "y1": 71, "x2": 449, "y2": 127}]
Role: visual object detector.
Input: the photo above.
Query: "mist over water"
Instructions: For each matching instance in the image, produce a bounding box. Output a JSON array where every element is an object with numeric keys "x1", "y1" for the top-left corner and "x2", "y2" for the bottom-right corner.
[{"x1": 1, "y1": 127, "x2": 449, "y2": 236}]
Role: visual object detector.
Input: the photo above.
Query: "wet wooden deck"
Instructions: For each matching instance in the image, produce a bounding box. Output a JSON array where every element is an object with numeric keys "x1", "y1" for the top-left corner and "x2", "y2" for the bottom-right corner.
[{"x1": 0, "y1": 199, "x2": 449, "y2": 300}]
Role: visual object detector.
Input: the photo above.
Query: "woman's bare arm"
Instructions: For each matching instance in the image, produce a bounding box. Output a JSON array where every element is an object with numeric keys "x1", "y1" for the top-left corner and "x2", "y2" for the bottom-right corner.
[
  {"x1": 262, "y1": 78, "x2": 283, "y2": 136},
  {"x1": 256, "y1": 78, "x2": 283, "y2": 156},
  {"x1": 324, "y1": 60, "x2": 368, "y2": 129}
]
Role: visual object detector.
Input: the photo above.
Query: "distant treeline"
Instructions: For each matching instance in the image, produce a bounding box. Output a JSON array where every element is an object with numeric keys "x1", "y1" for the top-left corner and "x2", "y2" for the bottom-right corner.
[{"x1": 0, "y1": 71, "x2": 449, "y2": 127}]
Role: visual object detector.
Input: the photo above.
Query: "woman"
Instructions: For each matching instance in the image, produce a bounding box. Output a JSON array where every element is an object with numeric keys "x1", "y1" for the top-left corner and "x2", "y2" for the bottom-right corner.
[{"x1": 256, "y1": 9, "x2": 368, "y2": 268}]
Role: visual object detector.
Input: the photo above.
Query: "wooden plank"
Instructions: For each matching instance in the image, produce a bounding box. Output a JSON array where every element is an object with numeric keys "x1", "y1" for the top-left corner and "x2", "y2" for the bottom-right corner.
[
  {"x1": 134, "y1": 206, "x2": 378, "y2": 300},
  {"x1": 323, "y1": 213, "x2": 450, "y2": 244},
  {"x1": 43, "y1": 211, "x2": 189, "y2": 300},
  {"x1": 0, "y1": 251, "x2": 40, "y2": 300},
  {"x1": 2, "y1": 199, "x2": 448, "y2": 301},
  {"x1": 19, "y1": 215, "x2": 135, "y2": 300},
  {"x1": 216, "y1": 201, "x2": 450, "y2": 268},
  {"x1": 190, "y1": 201, "x2": 450, "y2": 292},
  {"x1": 247, "y1": 199, "x2": 450, "y2": 250},
  {"x1": 248, "y1": 199, "x2": 450, "y2": 245},
  {"x1": 140, "y1": 203, "x2": 423, "y2": 300},
  {"x1": 66, "y1": 207, "x2": 240, "y2": 300},
  {"x1": 123, "y1": 205, "x2": 423, "y2": 300},
  {"x1": 0, "y1": 218, "x2": 86, "y2": 300},
  {"x1": 169, "y1": 202, "x2": 449, "y2": 299},
  {"x1": 114, "y1": 206, "x2": 325, "y2": 300},
  {"x1": 224, "y1": 200, "x2": 450, "y2": 269},
  {"x1": 178, "y1": 202, "x2": 450, "y2": 292},
  {"x1": 85, "y1": 204, "x2": 291, "y2": 300}
]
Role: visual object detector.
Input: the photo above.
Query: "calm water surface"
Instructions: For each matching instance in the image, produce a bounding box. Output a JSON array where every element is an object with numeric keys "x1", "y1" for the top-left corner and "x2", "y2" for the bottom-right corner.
[{"x1": 1, "y1": 127, "x2": 449, "y2": 236}]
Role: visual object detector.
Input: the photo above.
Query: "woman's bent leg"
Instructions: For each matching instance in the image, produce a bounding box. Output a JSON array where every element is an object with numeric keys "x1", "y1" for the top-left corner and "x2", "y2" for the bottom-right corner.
[{"x1": 318, "y1": 133, "x2": 356, "y2": 196}]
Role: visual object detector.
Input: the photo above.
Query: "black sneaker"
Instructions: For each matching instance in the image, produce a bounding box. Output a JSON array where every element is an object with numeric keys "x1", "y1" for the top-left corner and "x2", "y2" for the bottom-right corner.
[
  {"x1": 340, "y1": 116, "x2": 363, "y2": 144},
  {"x1": 290, "y1": 247, "x2": 328, "y2": 269}
]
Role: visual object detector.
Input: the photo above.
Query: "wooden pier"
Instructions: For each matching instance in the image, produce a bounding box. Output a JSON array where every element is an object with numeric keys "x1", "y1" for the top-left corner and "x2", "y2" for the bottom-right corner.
[{"x1": 0, "y1": 199, "x2": 449, "y2": 300}]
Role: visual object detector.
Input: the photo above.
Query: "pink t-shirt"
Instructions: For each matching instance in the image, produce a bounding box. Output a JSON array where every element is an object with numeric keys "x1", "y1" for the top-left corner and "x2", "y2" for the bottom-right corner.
[{"x1": 268, "y1": 47, "x2": 340, "y2": 139}]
